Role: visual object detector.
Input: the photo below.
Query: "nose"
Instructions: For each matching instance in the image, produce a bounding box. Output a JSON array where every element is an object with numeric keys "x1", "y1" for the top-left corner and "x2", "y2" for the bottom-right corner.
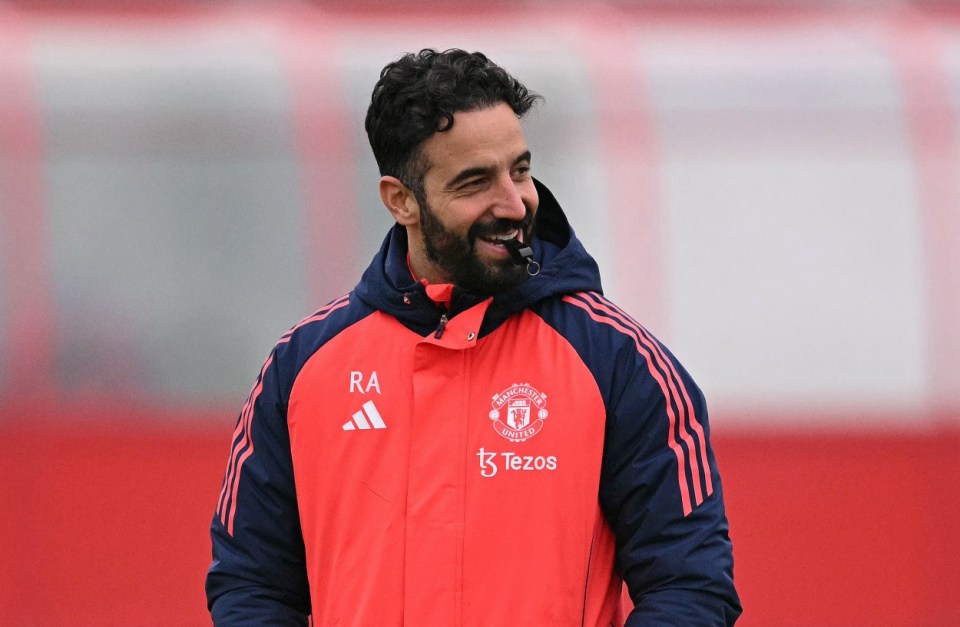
[{"x1": 492, "y1": 173, "x2": 537, "y2": 221}]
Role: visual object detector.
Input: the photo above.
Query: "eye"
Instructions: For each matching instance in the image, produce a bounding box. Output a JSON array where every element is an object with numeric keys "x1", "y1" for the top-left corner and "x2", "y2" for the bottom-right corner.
[
  {"x1": 459, "y1": 178, "x2": 487, "y2": 192},
  {"x1": 512, "y1": 165, "x2": 532, "y2": 180}
]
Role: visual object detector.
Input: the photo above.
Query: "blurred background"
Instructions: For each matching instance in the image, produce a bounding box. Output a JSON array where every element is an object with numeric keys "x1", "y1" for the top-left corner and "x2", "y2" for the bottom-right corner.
[{"x1": 1, "y1": 0, "x2": 958, "y2": 625}]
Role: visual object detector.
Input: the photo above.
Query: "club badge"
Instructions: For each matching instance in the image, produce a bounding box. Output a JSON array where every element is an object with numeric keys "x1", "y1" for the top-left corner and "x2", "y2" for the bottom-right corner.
[{"x1": 489, "y1": 383, "x2": 548, "y2": 442}]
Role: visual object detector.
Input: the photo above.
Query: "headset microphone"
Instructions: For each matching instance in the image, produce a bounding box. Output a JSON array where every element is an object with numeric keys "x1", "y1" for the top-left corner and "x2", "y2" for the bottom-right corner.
[{"x1": 502, "y1": 237, "x2": 540, "y2": 276}]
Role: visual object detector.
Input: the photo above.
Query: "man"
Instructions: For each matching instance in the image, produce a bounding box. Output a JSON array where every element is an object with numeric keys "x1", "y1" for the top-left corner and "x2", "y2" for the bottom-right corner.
[{"x1": 206, "y1": 48, "x2": 740, "y2": 625}]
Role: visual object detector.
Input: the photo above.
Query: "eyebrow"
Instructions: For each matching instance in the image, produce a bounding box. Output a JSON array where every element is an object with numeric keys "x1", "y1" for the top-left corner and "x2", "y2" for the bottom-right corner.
[{"x1": 445, "y1": 150, "x2": 532, "y2": 189}]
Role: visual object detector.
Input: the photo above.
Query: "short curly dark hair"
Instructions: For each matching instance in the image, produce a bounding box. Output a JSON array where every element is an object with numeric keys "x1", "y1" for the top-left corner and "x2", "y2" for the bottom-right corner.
[{"x1": 365, "y1": 48, "x2": 541, "y2": 194}]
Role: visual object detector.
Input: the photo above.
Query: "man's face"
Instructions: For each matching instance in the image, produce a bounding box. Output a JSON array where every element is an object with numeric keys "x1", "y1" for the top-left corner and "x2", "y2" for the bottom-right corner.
[{"x1": 408, "y1": 103, "x2": 539, "y2": 295}]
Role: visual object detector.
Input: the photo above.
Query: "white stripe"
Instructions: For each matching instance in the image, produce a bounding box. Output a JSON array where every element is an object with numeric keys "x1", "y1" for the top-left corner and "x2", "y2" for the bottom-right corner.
[
  {"x1": 363, "y1": 401, "x2": 387, "y2": 429},
  {"x1": 352, "y1": 410, "x2": 371, "y2": 429},
  {"x1": 342, "y1": 421, "x2": 355, "y2": 431}
]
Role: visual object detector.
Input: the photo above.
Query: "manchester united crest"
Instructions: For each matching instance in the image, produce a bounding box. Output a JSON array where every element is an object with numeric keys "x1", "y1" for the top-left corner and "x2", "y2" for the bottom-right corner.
[{"x1": 488, "y1": 383, "x2": 548, "y2": 442}]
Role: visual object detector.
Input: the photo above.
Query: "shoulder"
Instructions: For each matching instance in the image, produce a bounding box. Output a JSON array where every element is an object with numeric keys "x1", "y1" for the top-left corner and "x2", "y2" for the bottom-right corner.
[
  {"x1": 536, "y1": 291, "x2": 652, "y2": 355},
  {"x1": 536, "y1": 291, "x2": 697, "y2": 403},
  {"x1": 270, "y1": 292, "x2": 375, "y2": 386}
]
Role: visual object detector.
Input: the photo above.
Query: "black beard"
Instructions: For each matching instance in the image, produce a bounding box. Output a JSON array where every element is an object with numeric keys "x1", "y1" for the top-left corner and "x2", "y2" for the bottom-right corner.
[{"x1": 418, "y1": 194, "x2": 535, "y2": 296}]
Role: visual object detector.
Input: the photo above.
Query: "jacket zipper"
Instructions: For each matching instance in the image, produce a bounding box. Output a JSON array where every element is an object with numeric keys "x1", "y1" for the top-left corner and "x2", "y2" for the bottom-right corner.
[{"x1": 434, "y1": 313, "x2": 448, "y2": 339}]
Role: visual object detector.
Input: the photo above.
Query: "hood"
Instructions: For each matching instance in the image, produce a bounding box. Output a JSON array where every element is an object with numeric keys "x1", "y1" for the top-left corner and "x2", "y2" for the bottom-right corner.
[{"x1": 354, "y1": 178, "x2": 603, "y2": 336}]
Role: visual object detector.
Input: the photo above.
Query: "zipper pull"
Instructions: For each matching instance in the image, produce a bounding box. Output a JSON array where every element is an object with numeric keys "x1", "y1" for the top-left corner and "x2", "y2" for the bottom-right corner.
[{"x1": 434, "y1": 313, "x2": 448, "y2": 339}]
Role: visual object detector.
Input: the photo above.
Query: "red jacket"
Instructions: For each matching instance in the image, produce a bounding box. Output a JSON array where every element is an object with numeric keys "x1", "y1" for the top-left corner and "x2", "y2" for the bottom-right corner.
[{"x1": 207, "y1": 181, "x2": 740, "y2": 625}]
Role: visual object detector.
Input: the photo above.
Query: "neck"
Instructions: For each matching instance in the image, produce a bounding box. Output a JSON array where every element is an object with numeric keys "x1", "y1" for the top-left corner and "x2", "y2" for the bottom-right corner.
[{"x1": 405, "y1": 229, "x2": 451, "y2": 285}]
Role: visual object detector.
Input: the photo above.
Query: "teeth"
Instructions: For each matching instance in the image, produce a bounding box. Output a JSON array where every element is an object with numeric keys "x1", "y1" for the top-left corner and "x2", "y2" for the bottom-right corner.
[{"x1": 489, "y1": 230, "x2": 519, "y2": 241}]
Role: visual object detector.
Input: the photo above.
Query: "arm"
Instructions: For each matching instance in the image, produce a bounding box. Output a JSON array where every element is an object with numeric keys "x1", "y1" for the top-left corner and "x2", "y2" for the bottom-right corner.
[
  {"x1": 206, "y1": 347, "x2": 311, "y2": 625},
  {"x1": 600, "y1": 340, "x2": 741, "y2": 626}
]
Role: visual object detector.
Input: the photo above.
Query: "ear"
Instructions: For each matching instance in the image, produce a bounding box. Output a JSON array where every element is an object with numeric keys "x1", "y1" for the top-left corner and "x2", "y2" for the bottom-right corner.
[{"x1": 379, "y1": 176, "x2": 420, "y2": 226}]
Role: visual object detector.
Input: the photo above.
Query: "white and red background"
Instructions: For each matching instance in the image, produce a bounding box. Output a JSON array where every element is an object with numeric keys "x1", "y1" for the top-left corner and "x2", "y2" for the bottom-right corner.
[{"x1": 1, "y1": 1, "x2": 958, "y2": 625}]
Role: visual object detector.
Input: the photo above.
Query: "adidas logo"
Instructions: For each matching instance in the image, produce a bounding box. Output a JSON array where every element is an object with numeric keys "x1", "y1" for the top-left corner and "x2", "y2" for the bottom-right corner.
[{"x1": 342, "y1": 400, "x2": 387, "y2": 431}]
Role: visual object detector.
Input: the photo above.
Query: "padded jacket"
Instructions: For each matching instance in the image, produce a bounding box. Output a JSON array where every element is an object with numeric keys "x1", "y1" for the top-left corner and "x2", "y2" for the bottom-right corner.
[{"x1": 206, "y1": 180, "x2": 741, "y2": 626}]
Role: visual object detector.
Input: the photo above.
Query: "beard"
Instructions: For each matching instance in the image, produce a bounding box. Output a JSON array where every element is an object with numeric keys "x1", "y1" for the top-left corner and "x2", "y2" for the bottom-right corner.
[{"x1": 417, "y1": 192, "x2": 535, "y2": 296}]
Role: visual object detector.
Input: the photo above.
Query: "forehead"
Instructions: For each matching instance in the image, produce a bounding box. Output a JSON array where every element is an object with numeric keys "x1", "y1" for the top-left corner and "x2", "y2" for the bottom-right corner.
[{"x1": 419, "y1": 103, "x2": 528, "y2": 182}]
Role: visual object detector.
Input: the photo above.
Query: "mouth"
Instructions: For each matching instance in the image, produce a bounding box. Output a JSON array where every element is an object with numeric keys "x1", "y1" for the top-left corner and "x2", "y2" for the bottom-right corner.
[{"x1": 477, "y1": 229, "x2": 522, "y2": 248}]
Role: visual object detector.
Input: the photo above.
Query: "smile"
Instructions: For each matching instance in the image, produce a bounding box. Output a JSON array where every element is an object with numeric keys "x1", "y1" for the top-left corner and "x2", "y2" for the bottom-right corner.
[{"x1": 478, "y1": 229, "x2": 521, "y2": 246}]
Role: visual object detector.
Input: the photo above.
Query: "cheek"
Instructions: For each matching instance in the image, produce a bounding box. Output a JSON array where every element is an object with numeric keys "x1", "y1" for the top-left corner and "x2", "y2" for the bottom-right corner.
[
  {"x1": 521, "y1": 181, "x2": 539, "y2": 211},
  {"x1": 443, "y1": 202, "x2": 487, "y2": 235}
]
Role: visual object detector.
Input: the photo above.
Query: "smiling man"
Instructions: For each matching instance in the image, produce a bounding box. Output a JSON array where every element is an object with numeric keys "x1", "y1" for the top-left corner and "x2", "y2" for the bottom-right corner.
[
  {"x1": 206, "y1": 49, "x2": 741, "y2": 626},
  {"x1": 379, "y1": 101, "x2": 537, "y2": 295}
]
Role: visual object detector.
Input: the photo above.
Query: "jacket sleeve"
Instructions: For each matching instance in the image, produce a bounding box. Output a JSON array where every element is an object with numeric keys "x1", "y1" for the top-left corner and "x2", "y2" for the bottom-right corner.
[
  {"x1": 599, "y1": 340, "x2": 741, "y2": 626},
  {"x1": 205, "y1": 346, "x2": 311, "y2": 625}
]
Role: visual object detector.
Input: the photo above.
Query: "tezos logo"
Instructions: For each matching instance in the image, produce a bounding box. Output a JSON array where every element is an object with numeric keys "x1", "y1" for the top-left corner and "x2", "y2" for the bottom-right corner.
[
  {"x1": 489, "y1": 383, "x2": 548, "y2": 442},
  {"x1": 477, "y1": 447, "x2": 558, "y2": 478}
]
